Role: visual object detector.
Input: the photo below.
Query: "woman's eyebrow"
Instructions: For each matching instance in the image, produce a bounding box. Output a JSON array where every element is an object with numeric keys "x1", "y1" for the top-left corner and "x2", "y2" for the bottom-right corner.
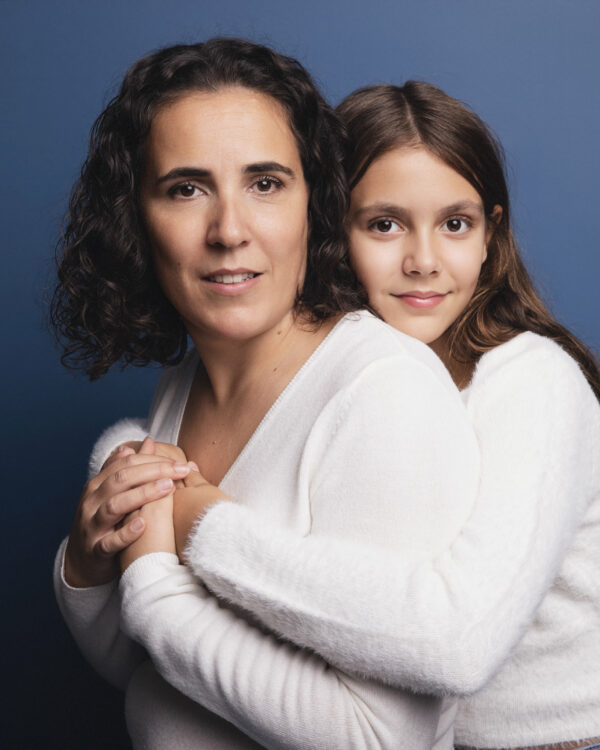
[
  {"x1": 157, "y1": 167, "x2": 211, "y2": 184},
  {"x1": 244, "y1": 161, "x2": 294, "y2": 177}
]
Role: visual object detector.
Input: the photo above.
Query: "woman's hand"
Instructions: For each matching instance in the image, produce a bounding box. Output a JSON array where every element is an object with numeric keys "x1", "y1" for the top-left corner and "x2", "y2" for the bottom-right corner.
[
  {"x1": 173, "y1": 469, "x2": 232, "y2": 559},
  {"x1": 64, "y1": 438, "x2": 191, "y2": 588}
]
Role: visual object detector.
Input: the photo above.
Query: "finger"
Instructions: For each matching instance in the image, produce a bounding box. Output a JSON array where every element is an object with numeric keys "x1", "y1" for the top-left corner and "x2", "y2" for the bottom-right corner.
[
  {"x1": 183, "y1": 466, "x2": 210, "y2": 488},
  {"x1": 91, "y1": 451, "x2": 186, "y2": 489},
  {"x1": 94, "y1": 517, "x2": 146, "y2": 558},
  {"x1": 153, "y1": 441, "x2": 187, "y2": 464},
  {"x1": 102, "y1": 444, "x2": 136, "y2": 471},
  {"x1": 94, "y1": 463, "x2": 189, "y2": 523},
  {"x1": 138, "y1": 436, "x2": 156, "y2": 456},
  {"x1": 95, "y1": 478, "x2": 174, "y2": 528}
]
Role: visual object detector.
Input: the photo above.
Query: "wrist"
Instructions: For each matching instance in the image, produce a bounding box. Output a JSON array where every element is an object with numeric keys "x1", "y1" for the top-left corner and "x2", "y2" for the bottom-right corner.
[{"x1": 64, "y1": 538, "x2": 116, "y2": 588}]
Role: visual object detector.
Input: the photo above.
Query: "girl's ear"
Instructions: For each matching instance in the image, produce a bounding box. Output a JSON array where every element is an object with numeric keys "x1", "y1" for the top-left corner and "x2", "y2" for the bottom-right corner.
[{"x1": 485, "y1": 205, "x2": 503, "y2": 245}]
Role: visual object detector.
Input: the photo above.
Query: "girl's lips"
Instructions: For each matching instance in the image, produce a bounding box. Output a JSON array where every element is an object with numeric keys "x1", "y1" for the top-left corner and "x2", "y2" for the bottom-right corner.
[{"x1": 394, "y1": 293, "x2": 447, "y2": 309}]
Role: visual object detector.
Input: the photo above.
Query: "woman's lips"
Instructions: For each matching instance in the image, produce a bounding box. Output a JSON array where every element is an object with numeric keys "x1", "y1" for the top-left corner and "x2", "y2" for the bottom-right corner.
[
  {"x1": 393, "y1": 292, "x2": 447, "y2": 309},
  {"x1": 202, "y1": 270, "x2": 262, "y2": 295}
]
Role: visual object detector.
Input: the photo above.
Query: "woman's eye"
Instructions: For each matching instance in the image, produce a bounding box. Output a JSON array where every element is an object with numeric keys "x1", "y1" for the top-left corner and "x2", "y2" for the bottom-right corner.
[
  {"x1": 443, "y1": 217, "x2": 470, "y2": 233},
  {"x1": 169, "y1": 183, "x2": 200, "y2": 199},
  {"x1": 252, "y1": 177, "x2": 283, "y2": 193},
  {"x1": 370, "y1": 219, "x2": 399, "y2": 233}
]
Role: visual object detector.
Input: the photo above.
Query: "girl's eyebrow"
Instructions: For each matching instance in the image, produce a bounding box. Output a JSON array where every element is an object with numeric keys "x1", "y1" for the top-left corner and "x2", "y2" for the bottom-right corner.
[
  {"x1": 352, "y1": 203, "x2": 410, "y2": 221},
  {"x1": 352, "y1": 200, "x2": 484, "y2": 221},
  {"x1": 435, "y1": 200, "x2": 484, "y2": 220}
]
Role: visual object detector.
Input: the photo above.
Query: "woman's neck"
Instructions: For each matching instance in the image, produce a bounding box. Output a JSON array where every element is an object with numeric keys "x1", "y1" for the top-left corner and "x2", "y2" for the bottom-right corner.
[
  {"x1": 179, "y1": 311, "x2": 341, "y2": 485},
  {"x1": 189, "y1": 312, "x2": 336, "y2": 407}
]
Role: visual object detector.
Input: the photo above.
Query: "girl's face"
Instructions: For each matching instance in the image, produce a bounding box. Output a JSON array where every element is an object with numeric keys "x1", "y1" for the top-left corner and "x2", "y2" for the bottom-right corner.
[
  {"x1": 140, "y1": 87, "x2": 309, "y2": 345},
  {"x1": 349, "y1": 147, "x2": 497, "y2": 354}
]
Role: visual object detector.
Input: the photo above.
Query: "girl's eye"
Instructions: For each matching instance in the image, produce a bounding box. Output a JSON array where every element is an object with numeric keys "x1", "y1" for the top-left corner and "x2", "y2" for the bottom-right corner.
[
  {"x1": 443, "y1": 217, "x2": 470, "y2": 234},
  {"x1": 252, "y1": 176, "x2": 283, "y2": 193},
  {"x1": 370, "y1": 219, "x2": 400, "y2": 233},
  {"x1": 169, "y1": 183, "x2": 201, "y2": 199}
]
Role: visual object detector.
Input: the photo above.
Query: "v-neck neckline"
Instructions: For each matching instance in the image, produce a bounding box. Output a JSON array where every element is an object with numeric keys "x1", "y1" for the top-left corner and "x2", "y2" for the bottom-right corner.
[{"x1": 169, "y1": 313, "x2": 355, "y2": 488}]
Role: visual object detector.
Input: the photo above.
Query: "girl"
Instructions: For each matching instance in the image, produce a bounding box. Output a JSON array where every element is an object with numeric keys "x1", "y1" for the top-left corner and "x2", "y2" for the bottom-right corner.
[
  {"x1": 53, "y1": 44, "x2": 481, "y2": 749},
  {"x1": 104, "y1": 82, "x2": 600, "y2": 750}
]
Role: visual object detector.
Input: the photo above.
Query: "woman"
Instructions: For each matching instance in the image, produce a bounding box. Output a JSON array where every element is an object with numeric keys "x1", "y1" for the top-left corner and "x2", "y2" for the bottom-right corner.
[
  {"x1": 52, "y1": 42, "x2": 481, "y2": 749},
  {"x1": 103, "y1": 83, "x2": 600, "y2": 749}
]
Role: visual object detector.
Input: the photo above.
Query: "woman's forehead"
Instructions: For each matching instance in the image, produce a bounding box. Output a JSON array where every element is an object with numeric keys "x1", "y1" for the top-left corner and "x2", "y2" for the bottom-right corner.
[{"x1": 146, "y1": 88, "x2": 297, "y2": 165}]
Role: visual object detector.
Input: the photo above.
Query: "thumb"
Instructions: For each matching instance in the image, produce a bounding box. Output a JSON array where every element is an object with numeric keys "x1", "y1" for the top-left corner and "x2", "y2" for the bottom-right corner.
[
  {"x1": 139, "y1": 436, "x2": 156, "y2": 455},
  {"x1": 183, "y1": 463, "x2": 210, "y2": 488}
]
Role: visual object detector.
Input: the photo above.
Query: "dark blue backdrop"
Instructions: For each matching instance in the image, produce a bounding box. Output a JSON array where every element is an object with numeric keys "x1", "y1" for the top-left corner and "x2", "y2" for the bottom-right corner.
[{"x1": 2, "y1": 1, "x2": 599, "y2": 746}]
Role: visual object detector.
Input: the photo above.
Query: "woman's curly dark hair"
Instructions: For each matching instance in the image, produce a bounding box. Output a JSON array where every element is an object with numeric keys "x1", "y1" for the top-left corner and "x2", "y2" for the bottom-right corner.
[{"x1": 51, "y1": 38, "x2": 364, "y2": 379}]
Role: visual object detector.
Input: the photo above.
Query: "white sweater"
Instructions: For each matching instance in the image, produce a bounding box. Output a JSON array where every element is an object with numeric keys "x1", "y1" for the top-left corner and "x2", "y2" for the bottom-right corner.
[
  {"x1": 187, "y1": 331, "x2": 600, "y2": 747},
  {"x1": 54, "y1": 311, "x2": 480, "y2": 750}
]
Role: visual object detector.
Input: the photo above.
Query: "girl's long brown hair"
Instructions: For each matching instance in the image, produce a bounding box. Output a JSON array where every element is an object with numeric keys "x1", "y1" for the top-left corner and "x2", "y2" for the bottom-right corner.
[{"x1": 337, "y1": 82, "x2": 600, "y2": 400}]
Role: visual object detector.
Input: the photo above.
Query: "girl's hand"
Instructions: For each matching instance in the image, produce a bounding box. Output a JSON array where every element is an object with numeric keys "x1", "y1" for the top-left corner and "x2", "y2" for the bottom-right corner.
[
  {"x1": 173, "y1": 468, "x2": 231, "y2": 559},
  {"x1": 64, "y1": 438, "x2": 191, "y2": 588},
  {"x1": 120, "y1": 491, "x2": 177, "y2": 573}
]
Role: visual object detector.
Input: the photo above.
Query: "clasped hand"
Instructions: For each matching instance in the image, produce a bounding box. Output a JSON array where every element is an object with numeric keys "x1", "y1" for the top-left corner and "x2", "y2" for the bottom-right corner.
[{"x1": 64, "y1": 437, "x2": 229, "y2": 588}]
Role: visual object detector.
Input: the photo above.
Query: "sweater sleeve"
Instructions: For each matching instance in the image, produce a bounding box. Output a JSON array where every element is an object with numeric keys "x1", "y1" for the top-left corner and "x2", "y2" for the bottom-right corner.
[
  {"x1": 53, "y1": 537, "x2": 146, "y2": 690},
  {"x1": 187, "y1": 339, "x2": 600, "y2": 695},
  {"x1": 87, "y1": 418, "x2": 148, "y2": 478},
  {"x1": 117, "y1": 355, "x2": 479, "y2": 750}
]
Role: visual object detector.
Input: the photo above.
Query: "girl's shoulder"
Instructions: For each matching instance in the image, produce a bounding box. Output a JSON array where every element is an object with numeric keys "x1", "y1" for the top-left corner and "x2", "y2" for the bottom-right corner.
[{"x1": 465, "y1": 331, "x2": 597, "y2": 411}]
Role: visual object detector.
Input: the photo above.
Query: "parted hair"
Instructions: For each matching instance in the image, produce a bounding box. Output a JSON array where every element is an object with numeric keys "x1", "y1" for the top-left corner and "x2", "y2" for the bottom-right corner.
[
  {"x1": 337, "y1": 82, "x2": 600, "y2": 400},
  {"x1": 51, "y1": 38, "x2": 364, "y2": 379}
]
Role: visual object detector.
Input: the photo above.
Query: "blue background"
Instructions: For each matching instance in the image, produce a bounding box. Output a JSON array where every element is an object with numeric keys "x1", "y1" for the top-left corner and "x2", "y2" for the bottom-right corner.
[{"x1": 2, "y1": 1, "x2": 599, "y2": 746}]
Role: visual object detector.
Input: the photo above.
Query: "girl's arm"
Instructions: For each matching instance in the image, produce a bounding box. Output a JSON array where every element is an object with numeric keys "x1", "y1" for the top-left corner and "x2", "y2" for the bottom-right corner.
[
  {"x1": 116, "y1": 354, "x2": 479, "y2": 749},
  {"x1": 186, "y1": 336, "x2": 600, "y2": 695}
]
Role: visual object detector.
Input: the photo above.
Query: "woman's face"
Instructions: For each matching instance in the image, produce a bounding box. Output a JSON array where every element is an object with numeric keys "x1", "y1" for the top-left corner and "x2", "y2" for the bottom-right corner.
[
  {"x1": 140, "y1": 87, "x2": 309, "y2": 344},
  {"x1": 349, "y1": 147, "x2": 496, "y2": 352}
]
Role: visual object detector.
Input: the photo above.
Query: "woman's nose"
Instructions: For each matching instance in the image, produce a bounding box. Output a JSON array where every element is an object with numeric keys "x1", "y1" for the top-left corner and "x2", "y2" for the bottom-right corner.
[
  {"x1": 402, "y1": 233, "x2": 441, "y2": 276},
  {"x1": 206, "y1": 195, "x2": 249, "y2": 250}
]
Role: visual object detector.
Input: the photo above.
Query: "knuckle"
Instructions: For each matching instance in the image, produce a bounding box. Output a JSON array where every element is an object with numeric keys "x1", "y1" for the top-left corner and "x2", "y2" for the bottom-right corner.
[
  {"x1": 84, "y1": 476, "x2": 100, "y2": 494},
  {"x1": 95, "y1": 537, "x2": 111, "y2": 558},
  {"x1": 104, "y1": 496, "x2": 119, "y2": 518},
  {"x1": 114, "y1": 468, "x2": 128, "y2": 485}
]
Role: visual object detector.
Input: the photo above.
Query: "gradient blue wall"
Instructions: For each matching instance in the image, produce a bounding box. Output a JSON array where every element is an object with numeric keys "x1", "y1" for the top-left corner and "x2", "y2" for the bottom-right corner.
[{"x1": 2, "y1": 1, "x2": 598, "y2": 746}]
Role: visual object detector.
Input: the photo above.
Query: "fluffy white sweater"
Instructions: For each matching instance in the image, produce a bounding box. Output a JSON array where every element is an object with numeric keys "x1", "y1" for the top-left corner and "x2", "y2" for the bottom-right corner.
[
  {"x1": 55, "y1": 311, "x2": 480, "y2": 750},
  {"x1": 188, "y1": 331, "x2": 600, "y2": 747}
]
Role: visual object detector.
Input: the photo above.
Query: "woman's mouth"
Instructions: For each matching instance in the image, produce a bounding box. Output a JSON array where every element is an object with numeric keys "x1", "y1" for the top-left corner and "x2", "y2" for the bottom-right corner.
[
  {"x1": 202, "y1": 270, "x2": 262, "y2": 295},
  {"x1": 205, "y1": 272, "x2": 259, "y2": 284}
]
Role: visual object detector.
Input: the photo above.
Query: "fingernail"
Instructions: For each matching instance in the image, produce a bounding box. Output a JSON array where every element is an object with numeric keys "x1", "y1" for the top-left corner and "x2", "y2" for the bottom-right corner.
[
  {"x1": 157, "y1": 478, "x2": 173, "y2": 490},
  {"x1": 173, "y1": 463, "x2": 190, "y2": 475},
  {"x1": 188, "y1": 461, "x2": 200, "y2": 472},
  {"x1": 117, "y1": 444, "x2": 128, "y2": 453},
  {"x1": 130, "y1": 518, "x2": 144, "y2": 532}
]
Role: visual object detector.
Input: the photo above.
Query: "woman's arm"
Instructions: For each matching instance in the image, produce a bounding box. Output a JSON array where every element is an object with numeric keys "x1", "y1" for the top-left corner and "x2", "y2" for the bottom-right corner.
[
  {"x1": 187, "y1": 338, "x2": 600, "y2": 695},
  {"x1": 116, "y1": 354, "x2": 478, "y2": 749},
  {"x1": 54, "y1": 438, "x2": 191, "y2": 688},
  {"x1": 53, "y1": 537, "x2": 146, "y2": 690}
]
